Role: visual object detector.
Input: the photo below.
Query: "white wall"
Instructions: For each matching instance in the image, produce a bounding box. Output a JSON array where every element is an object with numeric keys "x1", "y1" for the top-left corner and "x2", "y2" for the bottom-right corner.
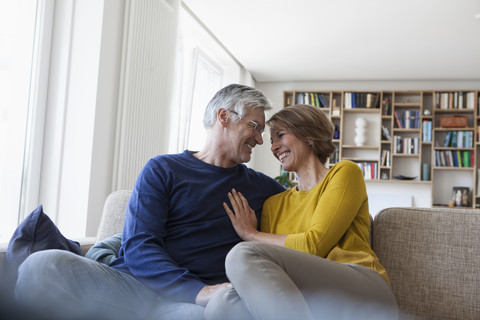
[
  {"x1": 86, "y1": 0, "x2": 126, "y2": 237},
  {"x1": 254, "y1": 80, "x2": 480, "y2": 213}
]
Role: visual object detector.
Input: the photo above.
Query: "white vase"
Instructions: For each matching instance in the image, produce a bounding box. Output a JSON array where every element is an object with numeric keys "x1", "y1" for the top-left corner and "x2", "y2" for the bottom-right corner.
[
  {"x1": 354, "y1": 134, "x2": 366, "y2": 146},
  {"x1": 354, "y1": 117, "x2": 367, "y2": 146},
  {"x1": 355, "y1": 127, "x2": 366, "y2": 136},
  {"x1": 355, "y1": 117, "x2": 367, "y2": 128}
]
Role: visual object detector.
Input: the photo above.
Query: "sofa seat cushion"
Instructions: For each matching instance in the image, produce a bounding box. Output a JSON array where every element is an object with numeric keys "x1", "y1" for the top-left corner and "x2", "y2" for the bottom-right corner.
[{"x1": 372, "y1": 207, "x2": 480, "y2": 320}]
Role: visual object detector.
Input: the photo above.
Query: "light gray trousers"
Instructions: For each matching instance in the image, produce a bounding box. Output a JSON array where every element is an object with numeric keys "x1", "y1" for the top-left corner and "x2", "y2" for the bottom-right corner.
[
  {"x1": 205, "y1": 242, "x2": 398, "y2": 320},
  {"x1": 15, "y1": 249, "x2": 204, "y2": 320}
]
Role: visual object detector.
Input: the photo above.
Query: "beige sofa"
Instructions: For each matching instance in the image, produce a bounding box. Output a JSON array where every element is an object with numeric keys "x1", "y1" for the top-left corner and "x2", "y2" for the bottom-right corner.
[{"x1": 2, "y1": 190, "x2": 480, "y2": 319}]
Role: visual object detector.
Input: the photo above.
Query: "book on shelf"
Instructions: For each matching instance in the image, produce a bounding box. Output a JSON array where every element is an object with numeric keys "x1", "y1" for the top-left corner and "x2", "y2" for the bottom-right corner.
[
  {"x1": 393, "y1": 136, "x2": 419, "y2": 154},
  {"x1": 296, "y1": 93, "x2": 304, "y2": 104},
  {"x1": 394, "y1": 112, "x2": 403, "y2": 128},
  {"x1": 345, "y1": 92, "x2": 351, "y2": 109},
  {"x1": 435, "y1": 150, "x2": 472, "y2": 167},
  {"x1": 381, "y1": 150, "x2": 390, "y2": 166},
  {"x1": 444, "y1": 131, "x2": 452, "y2": 147},
  {"x1": 366, "y1": 93, "x2": 380, "y2": 108},
  {"x1": 296, "y1": 92, "x2": 330, "y2": 108},
  {"x1": 355, "y1": 162, "x2": 378, "y2": 180},
  {"x1": 435, "y1": 92, "x2": 476, "y2": 109},
  {"x1": 394, "y1": 110, "x2": 420, "y2": 129},
  {"x1": 318, "y1": 94, "x2": 328, "y2": 108},
  {"x1": 443, "y1": 131, "x2": 474, "y2": 148},
  {"x1": 382, "y1": 98, "x2": 390, "y2": 115},
  {"x1": 422, "y1": 120, "x2": 432, "y2": 142},
  {"x1": 344, "y1": 92, "x2": 380, "y2": 109},
  {"x1": 330, "y1": 149, "x2": 339, "y2": 164},
  {"x1": 458, "y1": 132, "x2": 464, "y2": 148}
]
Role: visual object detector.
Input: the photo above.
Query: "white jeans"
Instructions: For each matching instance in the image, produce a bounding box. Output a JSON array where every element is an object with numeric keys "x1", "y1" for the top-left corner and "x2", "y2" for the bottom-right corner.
[{"x1": 205, "y1": 242, "x2": 398, "y2": 320}]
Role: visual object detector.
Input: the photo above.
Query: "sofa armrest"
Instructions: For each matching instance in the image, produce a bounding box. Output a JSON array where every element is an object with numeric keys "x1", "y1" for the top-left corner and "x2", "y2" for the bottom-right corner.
[
  {"x1": 0, "y1": 243, "x2": 7, "y2": 273},
  {"x1": 372, "y1": 207, "x2": 480, "y2": 320},
  {"x1": 75, "y1": 237, "x2": 97, "y2": 256}
]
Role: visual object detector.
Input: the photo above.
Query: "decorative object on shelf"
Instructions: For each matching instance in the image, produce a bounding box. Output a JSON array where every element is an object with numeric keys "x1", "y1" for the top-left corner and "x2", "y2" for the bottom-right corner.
[
  {"x1": 439, "y1": 115, "x2": 468, "y2": 128},
  {"x1": 393, "y1": 175, "x2": 417, "y2": 180},
  {"x1": 354, "y1": 117, "x2": 367, "y2": 146},
  {"x1": 381, "y1": 125, "x2": 391, "y2": 140},
  {"x1": 423, "y1": 109, "x2": 431, "y2": 116},
  {"x1": 333, "y1": 124, "x2": 340, "y2": 139},
  {"x1": 451, "y1": 186, "x2": 470, "y2": 207},
  {"x1": 421, "y1": 163, "x2": 431, "y2": 181}
]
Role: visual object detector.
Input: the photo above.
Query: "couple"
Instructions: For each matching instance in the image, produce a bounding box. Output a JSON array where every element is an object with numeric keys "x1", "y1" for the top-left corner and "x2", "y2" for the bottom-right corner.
[{"x1": 15, "y1": 84, "x2": 397, "y2": 319}]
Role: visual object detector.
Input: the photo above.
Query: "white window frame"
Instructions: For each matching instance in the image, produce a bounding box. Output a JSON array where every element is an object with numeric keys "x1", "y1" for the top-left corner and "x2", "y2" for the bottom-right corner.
[
  {"x1": 184, "y1": 48, "x2": 223, "y2": 151},
  {"x1": 20, "y1": 0, "x2": 54, "y2": 221}
]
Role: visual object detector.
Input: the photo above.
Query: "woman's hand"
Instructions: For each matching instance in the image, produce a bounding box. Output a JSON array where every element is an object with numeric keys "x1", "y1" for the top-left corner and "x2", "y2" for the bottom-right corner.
[{"x1": 223, "y1": 189, "x2": 258, "y2": 241}]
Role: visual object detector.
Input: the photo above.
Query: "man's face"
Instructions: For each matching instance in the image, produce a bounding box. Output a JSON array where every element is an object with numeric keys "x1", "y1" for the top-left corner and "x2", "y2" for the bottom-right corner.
[{"x1": 227, "y1": 107, "x2": 265, "y2": 165}]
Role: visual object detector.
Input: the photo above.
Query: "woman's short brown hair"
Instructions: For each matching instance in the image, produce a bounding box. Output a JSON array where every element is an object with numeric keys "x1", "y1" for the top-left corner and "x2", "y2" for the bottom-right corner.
[{"x1": 267, "y1": 104, "x2": 336, "y2": 164}]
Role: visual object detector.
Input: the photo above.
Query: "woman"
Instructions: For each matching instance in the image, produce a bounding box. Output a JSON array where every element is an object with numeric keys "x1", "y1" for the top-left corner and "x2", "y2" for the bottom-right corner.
[{"x1": 204, "y1": 104, "x2": 398, "y2": 320}]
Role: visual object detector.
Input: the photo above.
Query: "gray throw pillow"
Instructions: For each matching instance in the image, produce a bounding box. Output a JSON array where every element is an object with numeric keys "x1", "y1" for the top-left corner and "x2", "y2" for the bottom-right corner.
[{"x1": 85, "y1": 233, "x2": 122, "y2": 265}]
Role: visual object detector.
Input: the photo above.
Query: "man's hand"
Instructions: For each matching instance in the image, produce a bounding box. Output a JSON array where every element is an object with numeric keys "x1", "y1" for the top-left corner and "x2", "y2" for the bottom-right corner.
[
  {"x1": 223, "y1": 188, "x2": 258, "y2": 240},
  {"x1": 195, "y1": 282, "x2": 232, "y2": 306}
]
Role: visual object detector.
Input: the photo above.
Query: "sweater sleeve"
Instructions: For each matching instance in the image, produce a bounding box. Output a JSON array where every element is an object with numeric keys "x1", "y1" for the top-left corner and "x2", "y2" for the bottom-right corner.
[
  {"x1": 120, "y1": 159, "x2": 205, "y2": 303},
  {"x1": 284, "y1": 161, "x2": 368, "y2": 257}
]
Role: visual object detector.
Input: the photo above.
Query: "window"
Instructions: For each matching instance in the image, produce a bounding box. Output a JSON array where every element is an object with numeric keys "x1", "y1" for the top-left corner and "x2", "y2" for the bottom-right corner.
[
  {"x1": 0, "y1": 0, "x2": 40, "y2": 242},
  {"x1": 185, "y1": 50, "x2": 222, "y2": 151},
  {"x1": 174, "y1": 5, "x2": 245, "y2": 153}
]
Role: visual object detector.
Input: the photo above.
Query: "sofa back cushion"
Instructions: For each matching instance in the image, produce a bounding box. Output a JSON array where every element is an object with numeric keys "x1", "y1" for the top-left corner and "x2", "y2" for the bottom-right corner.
[
  {"x1": 372, "y1": 207, "x2": 480, "y2": 320},
  {"x1": 96, "y1": 190, "x2": 131, "y2": 243}
]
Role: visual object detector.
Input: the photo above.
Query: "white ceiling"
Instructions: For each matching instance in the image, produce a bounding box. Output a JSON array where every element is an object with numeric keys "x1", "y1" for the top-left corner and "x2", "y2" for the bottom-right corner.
[{"x1": 183, "y1": 0, "x2": 480, "y2": 82}]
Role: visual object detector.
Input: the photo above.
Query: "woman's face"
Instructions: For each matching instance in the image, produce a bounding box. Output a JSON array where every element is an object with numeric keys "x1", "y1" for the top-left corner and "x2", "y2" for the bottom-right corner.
[{"x1": 270, "y1": 127, "x2": 311, "y2": 172}]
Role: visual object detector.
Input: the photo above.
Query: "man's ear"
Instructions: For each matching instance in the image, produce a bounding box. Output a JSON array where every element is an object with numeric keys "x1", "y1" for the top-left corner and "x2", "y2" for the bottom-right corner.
[{"x1": 218, "y1": 108, "x2": 229, "y2": 127}]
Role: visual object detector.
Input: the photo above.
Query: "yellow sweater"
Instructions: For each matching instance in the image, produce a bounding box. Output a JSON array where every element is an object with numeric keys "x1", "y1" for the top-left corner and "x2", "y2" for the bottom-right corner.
[{"x1": 261, "y1": 160, "x2": 390, "y2": 285}]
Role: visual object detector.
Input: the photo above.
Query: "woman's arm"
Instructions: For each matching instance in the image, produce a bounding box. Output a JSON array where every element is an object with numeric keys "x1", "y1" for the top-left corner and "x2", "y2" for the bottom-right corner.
[{"x1": 224, "y1": 189, "x2": 287, "y2": 247}]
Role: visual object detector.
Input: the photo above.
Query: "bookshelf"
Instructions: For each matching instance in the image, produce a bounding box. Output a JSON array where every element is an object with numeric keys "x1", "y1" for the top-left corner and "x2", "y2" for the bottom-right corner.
[{"x1": 282, "y1": 90, "x2": 480, "y2": 209}]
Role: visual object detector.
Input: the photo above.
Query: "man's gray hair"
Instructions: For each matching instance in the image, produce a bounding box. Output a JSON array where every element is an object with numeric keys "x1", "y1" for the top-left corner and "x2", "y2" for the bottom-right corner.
[{"x1": 203, "y1": 84, "x2": 271, "y2": 128}]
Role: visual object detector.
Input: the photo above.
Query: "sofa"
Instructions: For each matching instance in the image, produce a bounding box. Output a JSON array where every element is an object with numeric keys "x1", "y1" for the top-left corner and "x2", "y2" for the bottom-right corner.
[{"x1": 1, "y1": 190, "x2": 479, "y2": 319}]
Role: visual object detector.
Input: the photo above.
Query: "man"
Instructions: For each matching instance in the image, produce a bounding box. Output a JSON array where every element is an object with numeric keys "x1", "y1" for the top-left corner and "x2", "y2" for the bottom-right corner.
[{"x1": 15, "y1": 84, "x2": 284, "y2": 319}]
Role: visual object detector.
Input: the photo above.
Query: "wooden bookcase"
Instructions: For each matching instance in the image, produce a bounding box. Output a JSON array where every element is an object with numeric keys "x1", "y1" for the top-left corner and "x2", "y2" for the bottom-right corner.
[{"x1": 283, "y1": 90, "x2": 480, "y2": 209}]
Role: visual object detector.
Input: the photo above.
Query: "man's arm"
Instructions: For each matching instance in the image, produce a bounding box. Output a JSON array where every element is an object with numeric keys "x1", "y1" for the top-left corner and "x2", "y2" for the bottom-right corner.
[
  {"x1": 121, "y1": 158, "x2": 206, "y2": 303},
  {"x1": 195, "y1": 283, "x2": 232, "y2": 306}
]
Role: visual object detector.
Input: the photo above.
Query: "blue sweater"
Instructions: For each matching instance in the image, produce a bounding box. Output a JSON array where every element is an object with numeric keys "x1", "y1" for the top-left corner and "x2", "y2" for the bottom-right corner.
[{"x1": 110, "y1": 150, "x2": 284, "y2": 303}]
